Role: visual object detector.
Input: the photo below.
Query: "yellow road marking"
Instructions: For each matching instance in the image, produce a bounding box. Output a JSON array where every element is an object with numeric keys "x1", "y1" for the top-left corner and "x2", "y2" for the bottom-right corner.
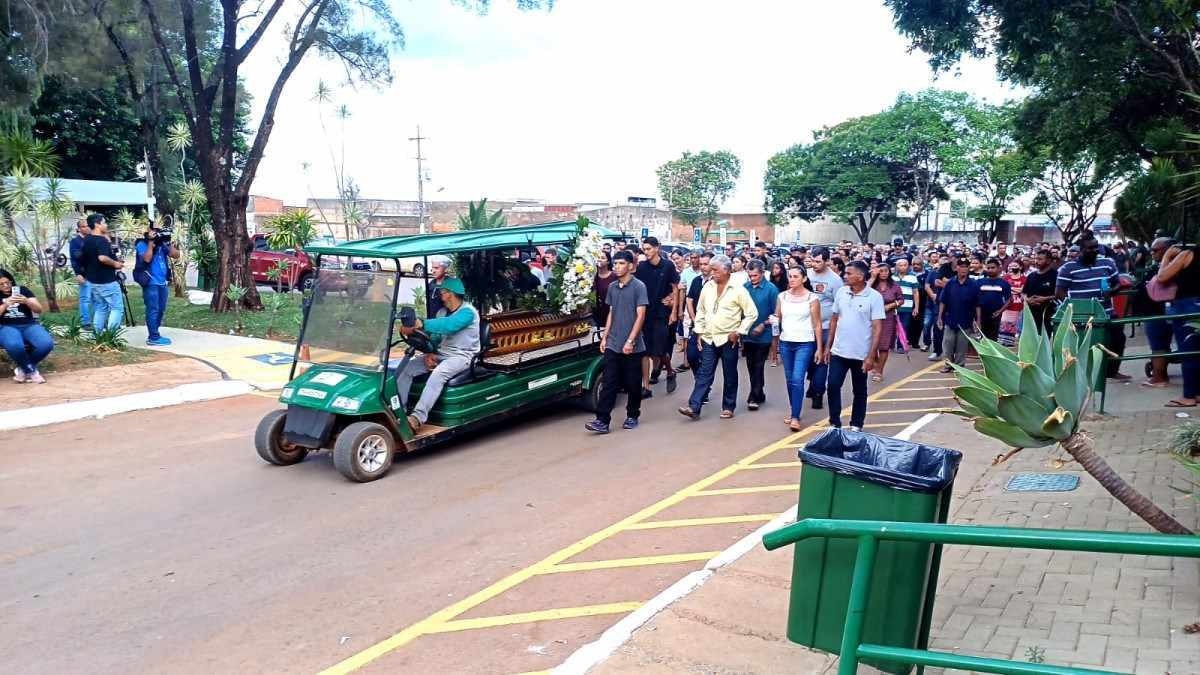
[
  {"x1": 738, "y1": 461, "x2": 801, "y2": 470},
  {"x1": 693, "y1": 484, "x2": 795, "y2": 496},
  {"x1": 625, "y1": 514, "x2": 777, "y2": 530},
  {"x1": 861, "y1": 422, "x2": 914, "y2": 429},
  {"x1": 915, "y1": 377, "x2": 959, "y2": 382},
  {"x1": 543, "y1": 552, "x2": 720, "y2": 574},
  {"x1": 318, "y1": 360, "x2": 945, "y2": 674},
  {"x1": 426, "y1": 602, "x2": 643, "y2": 633},
  {"x1": 866, "y1": 408, "x2": 952, "y2": 415},
  {"x1": 250, "y1": 390, "x2": 282, "y2": 399},
  {"x1": 892, "y1": 386, "x2": 954, "y2": 392},
  {"x1": 874, "y1": 395, "x2": 955, "y2": 402}
]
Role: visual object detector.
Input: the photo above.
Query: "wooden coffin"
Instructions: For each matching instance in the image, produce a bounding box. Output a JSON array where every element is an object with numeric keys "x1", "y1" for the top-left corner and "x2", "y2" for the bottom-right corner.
[{"x1": 484, "y1": 309, "x2": 594, "y2": 356}]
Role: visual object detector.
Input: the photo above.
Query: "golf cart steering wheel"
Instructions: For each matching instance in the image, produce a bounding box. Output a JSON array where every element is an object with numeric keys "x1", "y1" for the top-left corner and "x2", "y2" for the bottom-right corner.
[{"x1": 393, "y1": 328, "x2": 436, "y2": 354}]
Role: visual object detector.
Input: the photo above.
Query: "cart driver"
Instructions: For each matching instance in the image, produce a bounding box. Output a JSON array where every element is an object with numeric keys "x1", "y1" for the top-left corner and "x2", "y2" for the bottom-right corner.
[{"x1": 395, "y1": 277, "x2": 480, "y2": 431}]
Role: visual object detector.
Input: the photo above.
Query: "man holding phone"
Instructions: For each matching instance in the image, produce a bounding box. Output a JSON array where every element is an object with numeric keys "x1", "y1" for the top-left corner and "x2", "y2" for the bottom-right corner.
[{"x1": 80, "y1": 213, "x2": 125, "y2": 333}]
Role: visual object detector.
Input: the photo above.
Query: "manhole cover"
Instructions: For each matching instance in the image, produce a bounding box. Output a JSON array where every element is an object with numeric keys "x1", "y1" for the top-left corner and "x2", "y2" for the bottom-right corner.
[{"x1": 1005, "y1": 473, "x2": 1080, "y2": 492}]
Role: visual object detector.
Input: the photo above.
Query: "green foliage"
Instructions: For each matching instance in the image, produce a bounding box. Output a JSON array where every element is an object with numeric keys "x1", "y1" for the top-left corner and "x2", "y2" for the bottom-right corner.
[
  {"x1": 90, "y1": 326, "x2": 129, "y2": 352},
  {"x1": 1168, "y1": 421, "x2": 1200, "y2": 458},
  {"x1": 0, "y1": 133, "x2": 59, "y2": 176},
  {"x1": 262, "y1": 292, "x2": 291, "y2": 338},
  {"x1": 457, "y1": 198, "x2": 507, "y2": 230},
  {"x1": 950, "y1": 304, "x2": 1102, "y2": 449},
  {"x1": 266, "y1": 209, "x2": 318, "y2": 252},
  {"x1": 224, "y1": 284, "x2": 248, "y2": 332},
  {"x1": 657, "y1": 150, "x2": 741, "y2": 233},
  {"x1": 1, "y1": 169, "x2": 76, "y2": 309},
  {"x1": 1114, "y1": 159, "x2": 1185, "y2": 244},
  {"x1": 765, "y1": 115, "x2": 922, "y2": 243},
  {"x1": 49, "y1": 314, "x2": 85, "y2": 344},
  {"x1": 1029, "y1": 148, "x2": 1135, "y2": 244},
  {"x1": 952, "y1": 103, "x2": 1040, "y2": 243},
  {"x1": 28, "y1": 76, "x2": 141, "y2": 181}
]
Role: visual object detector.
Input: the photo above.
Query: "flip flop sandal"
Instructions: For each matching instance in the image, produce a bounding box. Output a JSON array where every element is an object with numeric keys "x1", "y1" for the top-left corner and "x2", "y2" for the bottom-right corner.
[
  {"x1": 1166, "y1": 400, "x2": 1198, "y2": 408},
  {"x1": 789, "y1": 421, "x2": 803, "y2": 432},
  {"x1": 1140, "y1": 380, "x2": 1169, "y2": 388},
  {"x1": 720, "y1": 410, "x2": 735, "y2": 419},
  {"x1": 871, "y1": 374, "x2": 883, "y2": 382},
  {"x1": 783, "y1": 417, "x2": 793, "y2": 426}
]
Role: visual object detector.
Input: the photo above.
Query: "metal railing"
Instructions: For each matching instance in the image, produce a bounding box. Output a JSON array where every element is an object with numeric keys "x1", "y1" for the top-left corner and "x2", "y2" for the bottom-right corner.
[
  {"x1": 762, "y1": 519, "x2": 1200, "y2": 675},
  {"x1": 1084, "y1": 310, "x2": 1200, "y2": 413}
]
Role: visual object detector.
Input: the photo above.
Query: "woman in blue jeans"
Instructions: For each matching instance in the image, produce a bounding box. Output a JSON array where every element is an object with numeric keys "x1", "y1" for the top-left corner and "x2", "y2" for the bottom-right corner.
[
  {"x1": 775, "y1": 266, "x2": 823, "y2": 431},
  {"x1": 0, "y1": 269, "x2": 54, "y2": 383},
  {"x1": 1158, "y1": 243, "x2": 1200, "y2": 407}
]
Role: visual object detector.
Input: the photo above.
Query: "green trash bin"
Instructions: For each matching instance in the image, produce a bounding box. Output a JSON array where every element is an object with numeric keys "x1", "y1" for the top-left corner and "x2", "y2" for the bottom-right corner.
[
  {"x1": 1052, "y1": 298, "x2": 1109, "y2": 389},
  {"x1": 786, "y1": 429, "x2": 961, "y2": 675}
]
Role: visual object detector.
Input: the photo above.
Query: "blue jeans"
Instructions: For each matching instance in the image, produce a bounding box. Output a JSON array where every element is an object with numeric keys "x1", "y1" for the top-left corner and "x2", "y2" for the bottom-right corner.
[
  {"x1": 0, "y1": 323, "x2": 54, "y2": 373},
  {"x1": 779, "y1": 341, "x2": 817, "y2": 419},
  {"x1": 1169, "y1": 297, "x2": 1200, "y2": 399},
  {"x1": 806, "y1": 327, "x2": 831, "y2": 400},
  {"x1": 142, "y1": 283, "x2": 168, "y2": 340},
  {"x1": 923, "y1": 303, "x2": 942, "y2": 353},
  {"x1": 687, "y1": 339, "x2": 740, "y2": 413},
  {"x1": 90, "y1": 281, "x2": 125, "y2": 332},
  {"x1": 827, "y1": 354, "x2": 869, "y2": 428},
  {"x1": 77, "y1": 280, "x2": 92, "y2": 326}
]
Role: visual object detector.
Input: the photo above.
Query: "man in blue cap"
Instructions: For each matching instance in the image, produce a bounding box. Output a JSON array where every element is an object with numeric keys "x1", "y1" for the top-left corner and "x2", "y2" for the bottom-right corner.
[{"x1": 396, "y1": 276, "x2": 480, "y2": 430}]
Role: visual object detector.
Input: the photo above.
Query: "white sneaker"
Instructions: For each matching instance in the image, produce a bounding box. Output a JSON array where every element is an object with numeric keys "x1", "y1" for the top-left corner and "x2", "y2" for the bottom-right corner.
[
  {"x1": 927, "y1": 352, "x2": 939, "y2": 361},
  {"x1": 27, "y1": 369, "x2": 45, "y2": 384},
  {"x1": 12, "y1": 369, "x2": 27, "y2": 383},
  {"x1": 848, "y1": 425, "x2": 862, "y2": 432}
]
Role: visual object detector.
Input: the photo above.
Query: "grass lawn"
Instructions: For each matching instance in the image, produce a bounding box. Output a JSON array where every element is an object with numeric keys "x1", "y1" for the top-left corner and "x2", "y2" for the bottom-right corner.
[
  {"x1": 43, "y1": 285, "x2": 305, "y2": 342},
  {"x1": 0, "y1": 334, "x2": 170, "y2": 377}
]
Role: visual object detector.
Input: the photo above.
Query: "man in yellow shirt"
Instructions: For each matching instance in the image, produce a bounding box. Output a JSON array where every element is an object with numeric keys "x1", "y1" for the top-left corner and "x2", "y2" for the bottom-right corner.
[{"x1": 679, "y1": 255, "x2": 758, "y2": 420}]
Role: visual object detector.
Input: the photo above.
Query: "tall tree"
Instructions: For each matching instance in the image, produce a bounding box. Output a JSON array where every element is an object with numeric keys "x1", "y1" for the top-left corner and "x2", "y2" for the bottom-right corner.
[
  {"x1": 1113, "y1": 159, "x2": 1185, "y2": 243},
  {"x1": 952, "y1": 103, "x2": 1040, "y2": 244},
  {"x1": 1030, "y1": 148, "x2": 1134, "y2": 245},
  {"x1": 874, "y1": 89, "x2": 965, "y2": 231},
  {"x1": 656, "y1": 150, "x2": 741, "y2": 240},
  {"x1": 28, "y1": 75, "x2": 143, "y2": 181},
  {"x1": 764, "y1": 116, "x2": 923, "y2": 243}
]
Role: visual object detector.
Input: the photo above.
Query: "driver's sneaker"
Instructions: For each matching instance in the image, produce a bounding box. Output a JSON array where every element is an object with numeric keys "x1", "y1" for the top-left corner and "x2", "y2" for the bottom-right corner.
[
  {"x1": 146, "y1": 336, "x2": 173, "y2": 346},
  {"x1": 12, "y1": 368, "x2": 27, "y2": 383},
  {"x1": 27, "y1": 369, "x2": 45, "y2": 384},
  {"x1": 622, "y1": 417, "x2": 639, "y2": 430},
  {"x1": 406, "y1": 414, "x2": 422, "y2": 431},
  {"x1": 584, "y1": 419, "x2": 611, "y2": 434}
]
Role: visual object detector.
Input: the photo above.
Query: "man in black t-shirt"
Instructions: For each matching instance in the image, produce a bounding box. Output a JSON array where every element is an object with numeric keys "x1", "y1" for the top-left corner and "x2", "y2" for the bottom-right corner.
[
  {"x1": 635, "y1": 237, "x2": 680, "y2": 397},
  {"x1": 79, "y1": 214, "x2": 126, "y2": 333},
  {"x1": 1023, "y1": 250, "x2": 1059, "y2": 334},
  {"x1": 684, "y1": 253, "x2": 711, "y2": 375}
]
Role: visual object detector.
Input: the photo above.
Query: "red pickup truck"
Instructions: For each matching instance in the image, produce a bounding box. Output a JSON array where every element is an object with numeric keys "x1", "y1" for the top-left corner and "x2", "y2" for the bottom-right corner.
[{"x1": 249, "y1": 234, "x2": 368, "y2": 293}]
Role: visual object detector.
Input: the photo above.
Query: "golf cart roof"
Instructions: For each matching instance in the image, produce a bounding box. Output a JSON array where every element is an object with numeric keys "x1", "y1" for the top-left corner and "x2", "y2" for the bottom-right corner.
[{"x1": 303, "y1": 221, "x2": 619, "y2": 259}]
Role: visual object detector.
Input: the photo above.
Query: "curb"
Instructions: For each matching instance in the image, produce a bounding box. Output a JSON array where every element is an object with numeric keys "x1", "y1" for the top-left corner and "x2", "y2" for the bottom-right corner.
[
  {"x1": 0, "y1": 380, "x2": 255, "y2": 431},
  {"x1": 553, "y1": 412, "x2": 942, "y2": 675}
]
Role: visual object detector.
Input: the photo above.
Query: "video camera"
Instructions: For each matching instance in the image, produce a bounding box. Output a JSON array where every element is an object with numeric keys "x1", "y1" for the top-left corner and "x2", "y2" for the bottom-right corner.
[{"x1": 145, "y1": 225, "x2": 173, "y2": 247}]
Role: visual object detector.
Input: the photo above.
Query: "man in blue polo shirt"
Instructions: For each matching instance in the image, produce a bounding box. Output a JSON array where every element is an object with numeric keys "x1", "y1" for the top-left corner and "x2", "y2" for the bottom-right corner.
[
  {"x1": 938, "y1": 257, "x2": 981, "y2": 373},
  {"x1": 1056, "y1": 232, "x2": 1129, "y2": 381},
  {"x1": 741, "y1": 259, "x2": 778, "y2": 411}
]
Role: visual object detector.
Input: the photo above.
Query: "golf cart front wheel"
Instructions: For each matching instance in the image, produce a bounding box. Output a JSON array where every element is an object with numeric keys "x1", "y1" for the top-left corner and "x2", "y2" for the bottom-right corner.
[
  {"x1": 255, "y1": 409, "x2": 310, "y2": 466},
  {"x1": 333, "y1": 421, "x2": 396, "y2": 482}
]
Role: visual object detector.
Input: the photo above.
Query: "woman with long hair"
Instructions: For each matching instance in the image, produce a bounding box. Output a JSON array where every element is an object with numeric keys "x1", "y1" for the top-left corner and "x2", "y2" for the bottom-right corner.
[
  {"x1": 775, "y1": 265, "x2": 822, "y2": 431},
  {"x1": 869, "y1": 261, "x2": 904, "y2": 382},
  {"x1": 0, "y1": 268, "x2": 54, "y2": 383},
  {"x1": 592, "y1": 250, "x2": 614, "y2": 328},
  {"x1": 768, "y1": 261, "x2": 788, "y2": 366}
]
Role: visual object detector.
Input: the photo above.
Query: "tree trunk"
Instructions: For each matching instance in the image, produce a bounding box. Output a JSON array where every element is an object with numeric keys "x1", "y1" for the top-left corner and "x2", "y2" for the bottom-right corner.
[
  {"x1": 209, "y1": 206, "x2": 262, "y2": 311},
  {"x1": 1060, "y1": 432, "x2": 1193, "y2": 535}
]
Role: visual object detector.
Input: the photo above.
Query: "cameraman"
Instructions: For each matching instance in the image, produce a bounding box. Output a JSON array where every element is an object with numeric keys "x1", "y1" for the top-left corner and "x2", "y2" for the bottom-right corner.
[{"x1": 134, "y1": 221, "x2": 180, "y2": 346}]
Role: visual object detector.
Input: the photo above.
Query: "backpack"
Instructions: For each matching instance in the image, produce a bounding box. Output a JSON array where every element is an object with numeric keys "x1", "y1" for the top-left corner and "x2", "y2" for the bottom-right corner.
[{"x1": 133, "y1": 241, "x2": 173, "y2": 287}]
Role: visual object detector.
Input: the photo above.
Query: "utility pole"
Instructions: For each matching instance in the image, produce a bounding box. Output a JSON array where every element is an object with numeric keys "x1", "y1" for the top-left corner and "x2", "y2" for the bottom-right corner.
[{"x1": 409, "y1": 126, "x2": 427, "y2": 234}]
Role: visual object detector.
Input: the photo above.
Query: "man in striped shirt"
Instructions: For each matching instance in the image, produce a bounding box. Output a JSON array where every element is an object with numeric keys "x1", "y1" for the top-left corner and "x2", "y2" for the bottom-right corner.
[
  {"x1": 1055, "y1": 232, "x2": 1129, "y2": 381},
  {"x1": 895, "y1": 257, "x2": 921, "y2": 351}
]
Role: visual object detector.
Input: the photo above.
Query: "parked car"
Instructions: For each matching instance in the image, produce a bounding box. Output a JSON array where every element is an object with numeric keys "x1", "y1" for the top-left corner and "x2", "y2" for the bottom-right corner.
[
  {"x1": 365, "y1": 256, "x2": 428, "y2": 276},
  {"x1": 250, "y1": 234, "x2": 368, "y2": 293}
]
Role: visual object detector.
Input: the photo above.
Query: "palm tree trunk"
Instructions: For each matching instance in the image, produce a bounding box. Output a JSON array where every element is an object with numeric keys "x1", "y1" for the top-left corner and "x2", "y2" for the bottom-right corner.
[{"x1": 1060, "y1": 432, "x2": 1193, "y2": 535}]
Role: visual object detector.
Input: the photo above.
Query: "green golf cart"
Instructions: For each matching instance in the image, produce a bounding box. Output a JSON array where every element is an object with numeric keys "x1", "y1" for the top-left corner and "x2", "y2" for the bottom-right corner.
[{"x1": 253, "y1": 221, "x2": 614, "y2": 482}]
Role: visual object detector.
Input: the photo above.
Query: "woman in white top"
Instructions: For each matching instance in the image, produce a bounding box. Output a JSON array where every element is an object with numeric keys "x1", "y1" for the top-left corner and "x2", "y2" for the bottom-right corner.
[{"x1": 775, "y1": 265, "x2": 824, "y2": 431}]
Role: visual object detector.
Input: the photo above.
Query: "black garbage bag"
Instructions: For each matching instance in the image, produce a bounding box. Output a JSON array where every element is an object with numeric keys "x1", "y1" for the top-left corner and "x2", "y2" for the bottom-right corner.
[{"x1": 800, "y1": 428, "x2": 961, "y2": 493}]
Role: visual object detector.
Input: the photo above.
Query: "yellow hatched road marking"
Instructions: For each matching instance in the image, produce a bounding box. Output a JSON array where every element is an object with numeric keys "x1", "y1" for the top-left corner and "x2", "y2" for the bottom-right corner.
[
  {"x1": 625, "y1": 514, "x2": 777, "y2": 530},
  {"x1": 915, "y1": 377, "x2": 959, "y2": 382},
  {"x1": 693, "y1": 484, "x2": 795, "y2": 496},
  {"x1": 543, "y1": 551, "x2": 720, "y2": 574},
  {"x1": 861, "y1": 422, "x2": 914, "y2": 429},
  {"x1": 867, "y1": 408, "x2": 952, "y2": 415},
  {"x1": 426, "y1": 602, "x2": 643, "y2": 634},
  {"x1": 874, "y1": 395, "x2": 955, "y2": 402},
  {"x1": 317, "y1": 360, "x2": 945, "y2": 674},
  {"x1": 739, "y1": 461, "x2": 801, "y2": 470},
  {"x1": 893, "y1": 386, "x2": 955, "y2": 392}
]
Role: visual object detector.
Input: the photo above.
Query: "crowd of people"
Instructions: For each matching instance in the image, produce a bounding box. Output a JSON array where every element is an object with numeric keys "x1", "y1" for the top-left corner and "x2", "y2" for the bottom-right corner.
[{"x1": 585, "y1": 232, "x2": 1200, "y2": 434}]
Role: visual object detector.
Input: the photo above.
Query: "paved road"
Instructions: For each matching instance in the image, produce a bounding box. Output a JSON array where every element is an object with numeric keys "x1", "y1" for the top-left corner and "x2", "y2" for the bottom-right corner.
[{"x1": 2, "y1": 351, "x2": 950, "y2": 674}]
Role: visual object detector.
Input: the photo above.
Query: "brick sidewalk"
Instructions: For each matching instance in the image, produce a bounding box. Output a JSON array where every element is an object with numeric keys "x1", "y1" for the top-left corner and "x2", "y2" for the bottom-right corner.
[{"x1": 594, "y1": 409, "x2": 1200, "y2": 674}]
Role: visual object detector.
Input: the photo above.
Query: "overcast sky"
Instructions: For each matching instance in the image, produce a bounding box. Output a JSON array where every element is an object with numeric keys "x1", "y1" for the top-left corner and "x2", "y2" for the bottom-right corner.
[{"x1": 242, "y1": 0, "x2": 1023, "y2": 212}]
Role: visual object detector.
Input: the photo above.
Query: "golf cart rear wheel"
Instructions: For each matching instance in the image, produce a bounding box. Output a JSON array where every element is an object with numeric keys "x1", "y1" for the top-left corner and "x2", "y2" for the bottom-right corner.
[
  {"x1": 255, "y1": 409, "x2": 310, "y2": 466},
  {"x1": 577, "y1": 374, "x2": 604, "y2": 413},
  {"x1": 333, "y1": 421, "x2": 396, "y2": 482}
]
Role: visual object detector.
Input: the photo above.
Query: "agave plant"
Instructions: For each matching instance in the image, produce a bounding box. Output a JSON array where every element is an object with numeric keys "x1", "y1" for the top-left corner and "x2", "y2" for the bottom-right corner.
[{"x1": 951, "y1": 303, "x2": 1192, "y2": 535}]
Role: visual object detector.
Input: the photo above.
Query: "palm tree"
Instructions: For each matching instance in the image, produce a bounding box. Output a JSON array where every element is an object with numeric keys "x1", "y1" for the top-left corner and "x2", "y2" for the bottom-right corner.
[
  {"x1": 457, "y1": 198, "x2": 507, "y2": 230},
  {"x1": 0, "y1": 133, "x2": 59, "y2": 176}
]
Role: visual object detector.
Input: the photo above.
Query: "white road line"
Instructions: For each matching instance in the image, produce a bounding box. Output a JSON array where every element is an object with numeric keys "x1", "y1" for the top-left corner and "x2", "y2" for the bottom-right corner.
[
  {"x1": 0, "y1": 380, "x2": 254, "y2": 431},
  {"x1": 553, "y1": 412, "x2": 942, "y2": 674}
]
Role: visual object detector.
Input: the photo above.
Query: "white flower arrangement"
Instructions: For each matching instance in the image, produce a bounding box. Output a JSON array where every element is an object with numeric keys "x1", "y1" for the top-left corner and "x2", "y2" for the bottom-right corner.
[{"x1": 554, "y1": 225, "x2": 606, "y2": 314}]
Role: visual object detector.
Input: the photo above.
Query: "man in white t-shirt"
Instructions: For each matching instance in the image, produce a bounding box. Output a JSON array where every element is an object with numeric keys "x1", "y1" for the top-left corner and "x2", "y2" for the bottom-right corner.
[
  {"x1": 804, "y1": 246, "x2": 843, "y2": 410},
  {"x1": 820, "y1": 260, "x2": 884, "y2": 431}
]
